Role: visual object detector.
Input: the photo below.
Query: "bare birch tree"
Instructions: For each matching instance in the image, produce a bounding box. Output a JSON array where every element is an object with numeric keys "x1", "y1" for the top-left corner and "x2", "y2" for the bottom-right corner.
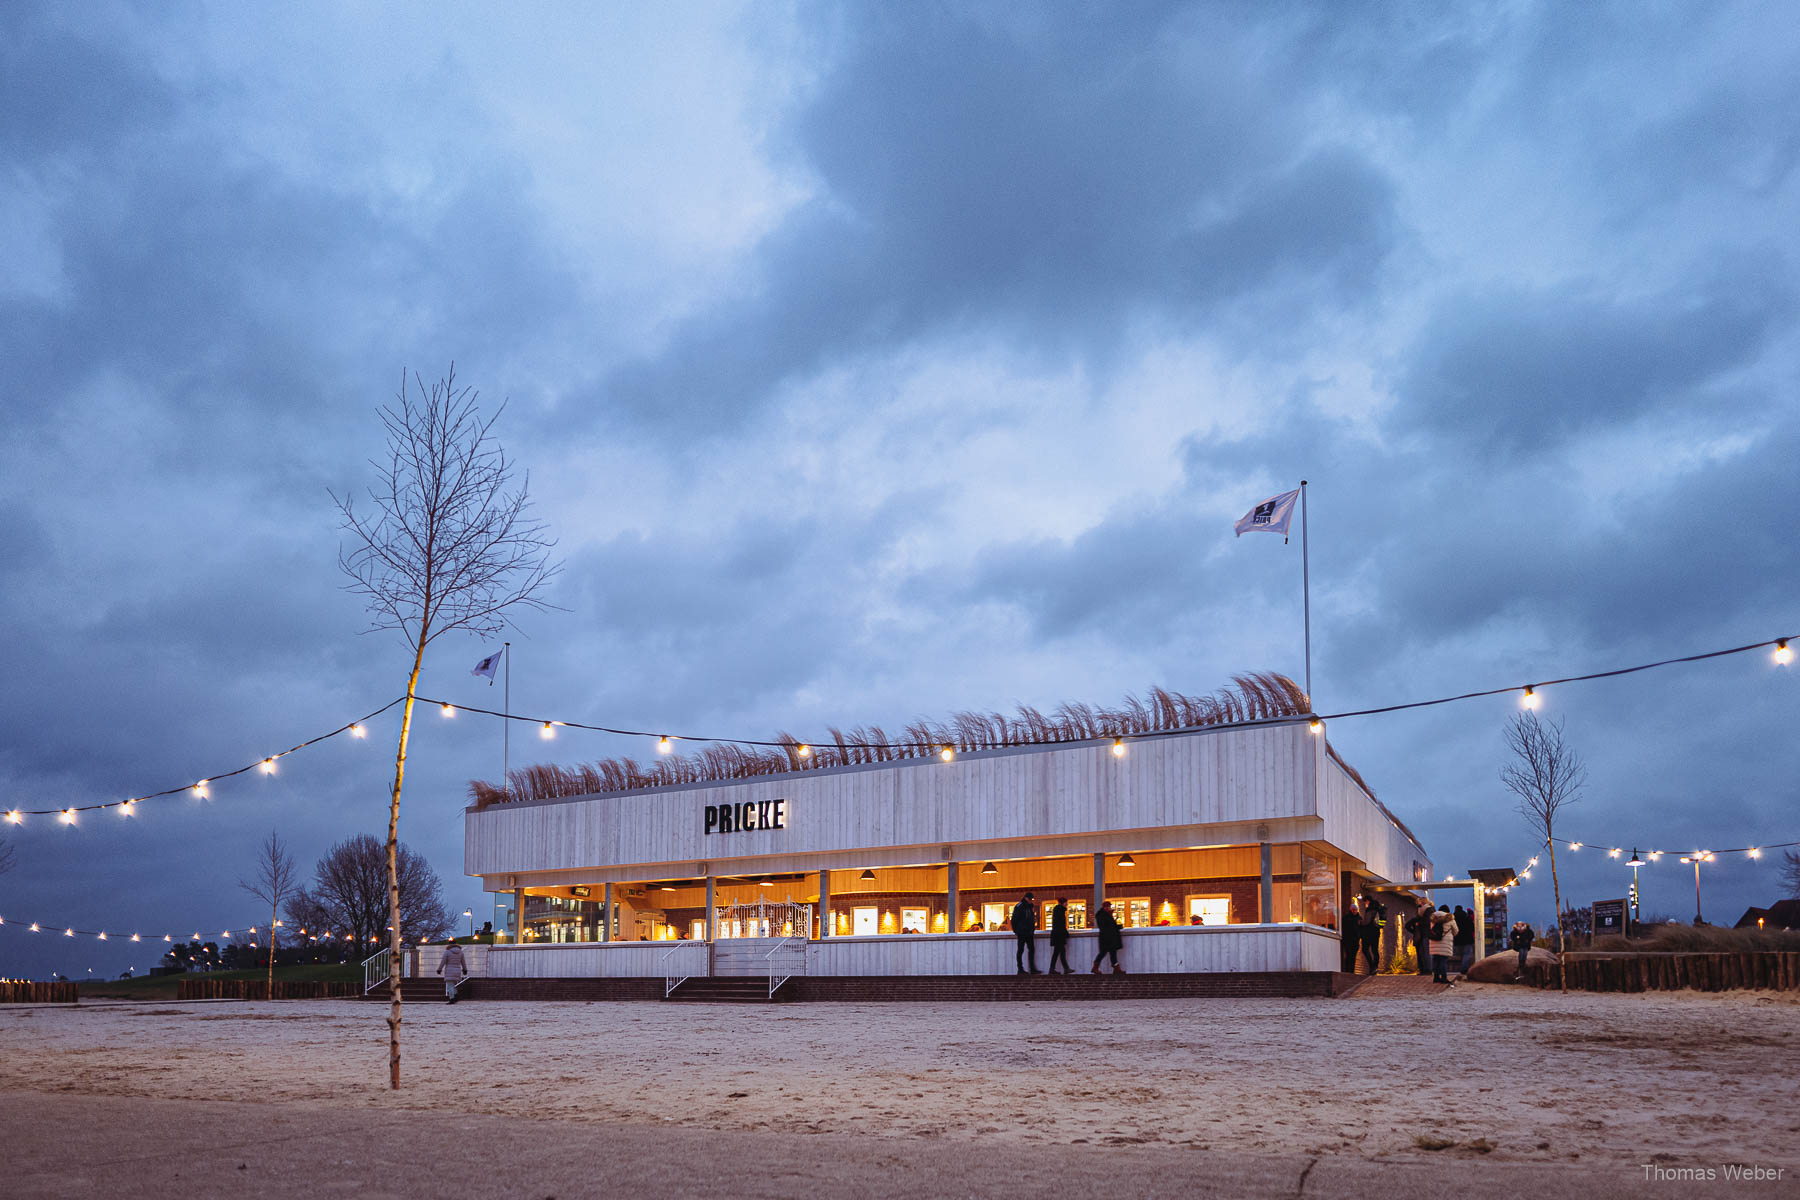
[
  {"x1": 335, "y1": 365, "x2": 558, "y2": 1088},
  {"x1": 1500, "y1": 711, "x2": 1585, "y2": 992},
  {"x1": 238, "y1": 831, "x2": 298, "y2": 995}
]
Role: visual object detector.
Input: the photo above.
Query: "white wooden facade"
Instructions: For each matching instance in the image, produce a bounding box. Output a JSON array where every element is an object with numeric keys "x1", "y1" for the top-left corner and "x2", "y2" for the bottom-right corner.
[{"x1": 461, "y1": 717, "x2": 1429, "y2": 976}]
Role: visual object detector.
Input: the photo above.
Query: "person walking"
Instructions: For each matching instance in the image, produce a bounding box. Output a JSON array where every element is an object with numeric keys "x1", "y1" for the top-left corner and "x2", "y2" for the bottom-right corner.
[
  {"x1": 437, "y1": 940, "x2": 467, "y2": 1003},
  {"x1": 1047, "y1": 896, "x2": 1072, "y2": 974},
  {"x1": 1091, "y1": 899, "x2": 1126, "y2": 974},
  {"x1": 1427, "y1": 905, "x2": 1456, "y2": 984},
  {"x1": 1341, "y1": 903, "x2": 1363, "y2": 973},
  {"x1": 1011, "y1": 892, "x2": 1041, "y2": 975}
]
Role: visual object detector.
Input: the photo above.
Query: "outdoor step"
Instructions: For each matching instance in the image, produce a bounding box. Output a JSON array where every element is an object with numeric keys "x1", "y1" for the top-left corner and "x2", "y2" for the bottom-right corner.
[
  {"x1": 664, "y1": 977, "x2": 797, "y2": 1003},
  {"x1": 361, "y1": 979, "x2": 463, "y2": 1001}
]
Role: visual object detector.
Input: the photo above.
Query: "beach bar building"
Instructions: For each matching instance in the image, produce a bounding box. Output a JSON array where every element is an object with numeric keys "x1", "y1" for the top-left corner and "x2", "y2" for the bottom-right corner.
[{"x1": 457, "y1": 680, "x2": 1431, "y2": 998}]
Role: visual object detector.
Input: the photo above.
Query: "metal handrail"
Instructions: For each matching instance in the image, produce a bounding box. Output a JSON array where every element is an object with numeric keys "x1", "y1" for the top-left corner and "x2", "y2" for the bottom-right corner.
[
  {"x1": 662, "y1": 939, "x2": 708, "y2": 998},
  {"x1": 762, "y1": 935, "x2": 806, "y2": 999},
  {"x1": 361, "y1": 947, "x2": 391, "y2": 995}
]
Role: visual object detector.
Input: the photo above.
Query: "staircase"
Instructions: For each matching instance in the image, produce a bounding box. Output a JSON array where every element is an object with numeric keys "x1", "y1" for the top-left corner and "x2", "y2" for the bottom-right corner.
[
  {"x1": 361, "y1": 977, "x2": 462, "y2": 1003},
  {"x1": 664, "y1": 976, "x2": 798, "y2": 1003}
]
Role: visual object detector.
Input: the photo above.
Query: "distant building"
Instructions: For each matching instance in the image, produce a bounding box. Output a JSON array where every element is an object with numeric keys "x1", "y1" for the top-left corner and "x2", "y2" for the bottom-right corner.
[{"x1": 1734, "y1": 899, "x2": 1800, "y2": 930}]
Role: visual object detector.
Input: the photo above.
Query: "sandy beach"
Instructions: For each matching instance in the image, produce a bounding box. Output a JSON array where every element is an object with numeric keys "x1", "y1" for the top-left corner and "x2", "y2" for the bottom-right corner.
[{"x1": 3, "y1": 984, "x2": 1796, "y2": 1196}]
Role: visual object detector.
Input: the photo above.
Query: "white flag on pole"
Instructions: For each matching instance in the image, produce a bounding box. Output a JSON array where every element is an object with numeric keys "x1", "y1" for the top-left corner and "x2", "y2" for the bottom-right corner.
[
  {"x1": 1234, "y1": 488, "x2": 1300, "y2": 538},
  {"x1": 471, "y1": 650, "x2": 503, "y2": 679}
]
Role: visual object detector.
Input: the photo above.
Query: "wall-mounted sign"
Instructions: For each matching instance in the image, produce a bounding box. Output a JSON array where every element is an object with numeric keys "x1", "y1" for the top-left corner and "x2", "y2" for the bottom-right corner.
[{"x1": 705, "y1": 798, "x2": 786, "y2": 835}]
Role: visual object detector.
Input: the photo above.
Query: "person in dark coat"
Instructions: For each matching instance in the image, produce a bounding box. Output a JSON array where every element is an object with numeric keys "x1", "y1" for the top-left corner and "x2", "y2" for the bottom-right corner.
[
  {"x1": 1359, "y1": 900, "x2": 1384, "y2": 973},
  {"x1": 1341, "y1": 904, "x2": 1363, "y2": 973},
  {"x1": 1453, "y1": 906, "x2": 1475, "y2": 973},
  {"x1": 1090, "y1": 899, "x2": 1126, "y2": 974},
  {"x1": 1011, "y1": 892, "x2": 1041, "y2": 975},
  {"x1": 1047, "y1": 896, "x2": 1072, "y2": 975},
  {"x1": 1404, "y1": 908, "x2": 1430, "y2": 975},
  {"x1": 1508, "y1": 921, "x2": 1535, "y2": 978}
]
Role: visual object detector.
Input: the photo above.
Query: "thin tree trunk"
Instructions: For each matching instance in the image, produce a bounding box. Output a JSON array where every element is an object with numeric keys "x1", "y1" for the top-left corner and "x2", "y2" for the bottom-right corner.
[
  {"x1": 267, "y1": 894, "x2": 277, "y2": 997},
  {"x1": 386, "y1": 640, "x2": 427, "y2": 1089},
  {"x1": 1546, "y1": 838, "x2": 1566, "y2": 994}
]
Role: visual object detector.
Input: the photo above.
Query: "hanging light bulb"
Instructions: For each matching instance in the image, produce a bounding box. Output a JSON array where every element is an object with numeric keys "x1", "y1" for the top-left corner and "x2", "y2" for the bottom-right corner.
[
  {"x1": 6, "y1": 810, "x2": 22, "y2": 824},
  {"x1": 59, "y1": 808, "x2": 77, "y2": 825},
  {"x1": 1112, "y1": 738, "x2": 1126, "y2": 757},
  {"x1": 1569, "y1": 842, "x2": 1581, "y2": 851},
  {"x1": 162, "y1": 935, "x2": 171, "y2": 942},
  {"x1": 1308, "y1": 718, "x2": 1323, "y2": 734},
  {"x1": 29, "y1": 923, "x2": 39, "y2": 933},
  {"x1": 1748, "y1": 847, "x2": 1761, "y2": 859},
  {"x1": 939, "y1": 745, "x2": 955, "y2": 762},
  {"x1": 130, "y1": 933, "x2": 140, "y2": 942},
  {"x1": 1521, "y1": 686, "x2": 1539, "y2": 709},
  {"x1": 1776, "y1": 639, "x2": 1792, "y2": 665},
  {"x1": 796, "y1": 743, "x2": 811, "y2": 758},
  {"x1": 540, "y1": 722, "x2": 555, "y2": 739},
  {"x1": 260, "y1": 757, "x2": 277, "y2": 775},
  {"x1": 97, "y1": 931, "x2": 106, "y2": 940},
  {"x1": 119, "y1": 800, "x2": 135, "y2": 817},
  {"x1": 657, "y1": 735, "x2": 672, "y2": 754},
  {"x1": 192, "y1": 780, "x2": 209, "y2": 798},
  {"x1": 1608, "y1": 848, "x2": 1621, "y2": 858},
  {"x1": 349, "y1": 723, "x2": 367, "y2": 738},
  {"x1": 441, "y1": 703, "x2": 456, "y2": 717}
]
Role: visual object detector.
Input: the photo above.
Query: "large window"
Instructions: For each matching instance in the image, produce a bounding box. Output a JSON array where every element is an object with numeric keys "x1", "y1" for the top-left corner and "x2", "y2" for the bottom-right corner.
[
  {"x1": 1187, "y1": 895, "x2": 1231, "y2": 926},
  {"x1": 851, "y1": 906, "x2": 878, "y2": 936},
  {"x1": 900, "y1": 907, "x2": 928, "y2": 934}
]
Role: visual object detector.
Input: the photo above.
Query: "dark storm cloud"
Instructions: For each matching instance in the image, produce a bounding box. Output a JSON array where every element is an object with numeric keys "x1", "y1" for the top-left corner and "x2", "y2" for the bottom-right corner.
[
  {"x1": 1395, "y1": 266, "x2": 1792, "y2": 456},
  {"x1": 596, "y1": 5, "x2": 1400, "y2": 426}
]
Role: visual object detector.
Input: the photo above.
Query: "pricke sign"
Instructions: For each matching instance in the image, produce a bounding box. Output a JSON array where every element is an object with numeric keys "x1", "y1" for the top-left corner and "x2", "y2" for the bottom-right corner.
[{"x1": 703, "y1": 798, "x2": 787, "y2": 836}]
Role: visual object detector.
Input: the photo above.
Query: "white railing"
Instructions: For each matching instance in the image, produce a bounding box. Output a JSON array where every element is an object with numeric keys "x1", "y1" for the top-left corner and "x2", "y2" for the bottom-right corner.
[
  {"x1": 764, "y1": 936, "x2": 806, "y2": 999},
  {"x1": 362, "y1": 947, "x2": 391, "y2": 995},
  {"x1": 662, "y1": 939, "x2": 708, "y2": 998}
]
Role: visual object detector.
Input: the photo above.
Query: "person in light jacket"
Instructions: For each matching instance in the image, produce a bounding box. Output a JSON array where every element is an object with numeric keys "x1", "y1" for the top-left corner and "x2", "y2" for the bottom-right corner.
[
  {"x1": 437, "y1": 941, "x2": 467, "y2": 1003},
  {"x1": 1091, "y1": 900, "x2": 1126, "y2": 974},
  {"x1": 1427, "y1": 906, "x2": 1457, "y2": 983}
]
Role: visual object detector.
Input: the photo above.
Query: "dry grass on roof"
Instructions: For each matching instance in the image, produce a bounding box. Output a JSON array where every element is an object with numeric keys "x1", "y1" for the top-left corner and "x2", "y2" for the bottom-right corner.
[{"x1": 469, "y1": 673, "x2": 1326, "y2": 806}]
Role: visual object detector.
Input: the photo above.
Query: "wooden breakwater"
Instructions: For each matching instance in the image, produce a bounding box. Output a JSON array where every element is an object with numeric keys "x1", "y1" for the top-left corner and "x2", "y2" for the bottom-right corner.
[
  {"x1": 1551, "y1": 951, "x2": 1800, "y2": 993},
  {"x1": 176, "y1": 978, "x2": 362, "y2": 1000},
  {"x1": 1, "y1": 980, "x2": 79, "y2": 1003}
]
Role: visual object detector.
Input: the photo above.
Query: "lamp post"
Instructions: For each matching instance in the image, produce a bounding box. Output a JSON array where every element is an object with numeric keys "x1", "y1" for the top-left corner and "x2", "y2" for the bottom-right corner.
[
  {"x1": 1625, "y1": 848, "x2": 1645, "y2": 933},
  {"x1": 463, "y1": 908, "x2": 474, "y2": 939},
  {"x1": 1677, "y1": 853, "x2": 1712, "y2": 924}
]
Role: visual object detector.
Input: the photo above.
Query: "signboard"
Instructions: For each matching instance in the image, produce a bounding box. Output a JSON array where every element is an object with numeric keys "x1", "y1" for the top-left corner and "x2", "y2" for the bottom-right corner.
[
  {"x1": 1593, "y1": 897, "x2": 1627, "y2": 936},
  {"x1": 705, "y1": 798, "x2": 787, "y2": 835}
]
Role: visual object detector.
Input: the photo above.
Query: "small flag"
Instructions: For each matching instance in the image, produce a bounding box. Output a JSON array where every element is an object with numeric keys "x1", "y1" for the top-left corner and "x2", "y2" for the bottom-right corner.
[
  {"x1": 472, "y1": 650, "x2": 503, "y2": 679},
  {"x1": 1234, "y1": 488, "x2": 1300, "y2": 539}
]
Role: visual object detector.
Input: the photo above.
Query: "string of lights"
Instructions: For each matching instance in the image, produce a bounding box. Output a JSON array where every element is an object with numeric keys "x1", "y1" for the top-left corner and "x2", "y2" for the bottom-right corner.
[
  {"x1": 5, "y1": 631, "x2": 1791, "y2": 825},
  {"x1": 4, "y1": 699, "x2": 405, "y2": 821},
  {"x1": 0, "y1": 912, "x2": 386, "y2": 947}
]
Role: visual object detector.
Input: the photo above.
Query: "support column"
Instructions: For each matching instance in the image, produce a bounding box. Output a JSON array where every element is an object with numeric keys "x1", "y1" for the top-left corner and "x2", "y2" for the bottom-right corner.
[
  {"x1": 513, "y1": 887, "x2": 526, "y2": 944},
  {"x1": 601, "y1": 882, "x2": 612, "y2": 943},
  {"x1": 705, "y1": 875, "x2": 716, "y2": 942},
  {"x1": 1259, "y1": 843, "x2": 1273, "y2": 924},
  {"x1": 1473, "y1": 880, "x2": 1487, "y2": 962},
  {"x1": 1092, "y1": 852, "x2": 1105, "y2": 918},
  {"x1": 818, "y1": 869, "x2": 830, "y2": 938},
  {"x1": 945, "y1": 861, "x2": 959, "y2": 934}
]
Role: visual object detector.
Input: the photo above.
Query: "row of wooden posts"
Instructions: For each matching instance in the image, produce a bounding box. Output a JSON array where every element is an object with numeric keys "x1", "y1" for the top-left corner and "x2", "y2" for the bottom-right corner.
[
  {"x1": 0, "y1": 980, "x2": 79, "y2": 1004},
  {"x1": 175, "y1": 979, "x2": 362, "y2": 1000},
  {"x1": 1547, "y1": 951, "x2": 1800, "y2": 993}
]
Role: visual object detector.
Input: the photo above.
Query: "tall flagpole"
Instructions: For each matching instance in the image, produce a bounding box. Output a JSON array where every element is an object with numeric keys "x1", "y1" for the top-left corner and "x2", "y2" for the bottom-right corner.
[
  {"x1": 1300, "y1": 480, "x2": 1311, "y2": 709},
  {"x1": 502, "y1": 641, "x2": 511, "y2": 798}
]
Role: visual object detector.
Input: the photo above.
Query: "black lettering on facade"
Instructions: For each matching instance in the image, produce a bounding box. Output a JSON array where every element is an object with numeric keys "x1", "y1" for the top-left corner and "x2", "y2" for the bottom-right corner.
[
  {"x1": 704, "y1": 806, "x2": 719, "y2": 835},
  {"x1": 703, "y1": 797, "x2": 791, "y2": 835}
]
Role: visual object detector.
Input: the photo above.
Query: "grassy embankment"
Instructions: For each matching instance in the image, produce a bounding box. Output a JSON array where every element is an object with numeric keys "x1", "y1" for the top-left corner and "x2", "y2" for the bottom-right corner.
[{"x1": 79, "y1": 963, "x2": 360, "y2": 1000}]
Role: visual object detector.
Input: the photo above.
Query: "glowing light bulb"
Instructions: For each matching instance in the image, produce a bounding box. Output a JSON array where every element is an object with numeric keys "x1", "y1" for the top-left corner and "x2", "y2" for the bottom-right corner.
[
  {"x1": 1776, "y1": 639, "x2": 1792, "y2": 665},
  {"x1": 1112, "y1": 738, "x2": 1126, "y2": 757},
  {"x1": 1608, "y1": 847, "x2": 1620, "y2": 858},
  {"x1": 939, "y1": 745, "x2": 955, "y2": 762},
  {"x1": 1569, "y1": 842, "x2": 1581, "y2": 851},
  {"x1": 350, "y1": 723, "x2": 367, "y2": 738},
  {"x1": 59, "y1": 808, "x2": 77, "y2": 825},
  {"x1": 441, "y1": 704, "x2": 455, "y2": 717},
  {"x1": 1649, "y1": 851, "x2": 1662, "y2": 862},
  {"x1": 657, "y1": 735, "x2": 672, "y2": 754},
  {"x1": 260, "y1": 757, "x2": 276, "y2": 774},
  {"x1": 1309, "y1": 718, "x2": 1323, "y2": 734},
  {"x1": 1521, "y1": 686, "x2": 1539, "y2": 709},
  {"x1": 98, "y1": 932, "x2": 106, "y2": 940},
  {"x1": 5, "y1": 810, "x2": 21, "y2": 824},
  {"x1": 1749, "y1": 848, "x2": 1761, "y2": 859},
  {"x1": 119, "y1": 801, "x2": 135, "y2": 817},
  {"x1": 162, "y1": 935, "x2": 171, "y2": 942},
  {"x1": 540, "y1": 722, "x2": 555, "y2": 739},
  {"x1": 797, "y1": 744, "x2": 811, "y2": 758},
  {"x1": 130, "y1": 934, "x2": 140, "y2": 942},
  {"x1": 192, "y1": 780, "x2": 209, "y2": 798},
  {"x1": 29, "y1": 923, "x2": 40, "y2": 933},
  {"x1": 65, "y1": 928, "x2": 74, "y2": 937}
]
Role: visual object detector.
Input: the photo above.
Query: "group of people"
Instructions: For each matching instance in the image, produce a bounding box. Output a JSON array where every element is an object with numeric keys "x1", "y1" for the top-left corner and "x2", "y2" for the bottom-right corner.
[
  {"x1": 1340, "y1": 899, "x2": 1385, "y2": 972},
  {"x1": 1008, "y1": 893, "x2": 1127, "y2": 975}
]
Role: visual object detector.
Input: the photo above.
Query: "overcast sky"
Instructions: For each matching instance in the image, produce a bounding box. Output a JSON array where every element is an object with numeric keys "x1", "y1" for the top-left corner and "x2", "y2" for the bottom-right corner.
[{"x1": 3, "y1": 2, "x2": 1796, "y2": 980}]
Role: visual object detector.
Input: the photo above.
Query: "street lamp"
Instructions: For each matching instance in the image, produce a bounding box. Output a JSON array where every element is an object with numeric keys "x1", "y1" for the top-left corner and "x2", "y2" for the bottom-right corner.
[
  {"x1": 464, "y1": 908, "x2": 474, "y2": 939},
  {"x1": 1677, "y1": 853, "x2": 1713, "y2": 924},
  {"x1": 1625, "y1": 848, "x2": 1645, "y2": 931}
]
